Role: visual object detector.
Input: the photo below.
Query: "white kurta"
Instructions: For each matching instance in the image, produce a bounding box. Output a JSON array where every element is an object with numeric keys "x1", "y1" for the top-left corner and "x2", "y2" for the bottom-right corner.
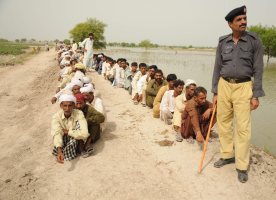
[
  {"x1": 137, "y1": 74, "x2": 147, "y2": 95},
  {"x1": 160, "y1": 90, "x2": 176, "y2": 124},
  {"x1": 113, "y1": 64, "x2": 121, "y2": 86},
  {"x1": 80, "y1": 38, "x2": 93, "y2": 67}
]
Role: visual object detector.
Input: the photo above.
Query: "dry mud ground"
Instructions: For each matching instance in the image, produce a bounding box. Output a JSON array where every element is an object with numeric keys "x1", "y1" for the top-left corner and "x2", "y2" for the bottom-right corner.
[{"x1": 0, "y1": 50, "x2": 275, "y2": 200}]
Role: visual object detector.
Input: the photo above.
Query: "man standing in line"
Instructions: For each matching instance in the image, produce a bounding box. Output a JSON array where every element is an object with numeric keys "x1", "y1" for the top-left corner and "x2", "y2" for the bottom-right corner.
[
  {"x1": 145, "y1": 69, "x2": 167, "y2": 108},
  {"x1": 152, "y1": 74, "x2": 177, "y2": 118},
  {"x1": 81, "y1": 33, "x2": 94, "y2": 68},
  {"x1": 212, "y1": 5, "x2": 265, "y2": 183},
  {"x1": 51, "y1": 94, "x2": 89, "y2": 163},
  {"x1": 180, "y1": 87, "x2": 215, "y2": 144},
  {"x1": 160, "y1": 79, "x2": 184, "y2": 125},
  {"x1": 174, "y1": 79, "x2": 197, "y2": 141},
  {"x1": 75, "y1": 93, "x2": 105, "y2": 155},
  {"x1": 132, "y1": 63, "x2": 147, "y2": 104}
]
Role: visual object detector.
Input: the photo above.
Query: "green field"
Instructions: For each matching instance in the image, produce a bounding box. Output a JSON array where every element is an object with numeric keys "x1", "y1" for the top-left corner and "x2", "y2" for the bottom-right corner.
[{"x1": 0, "y1": 40, "x2": 29, "y2": 55}]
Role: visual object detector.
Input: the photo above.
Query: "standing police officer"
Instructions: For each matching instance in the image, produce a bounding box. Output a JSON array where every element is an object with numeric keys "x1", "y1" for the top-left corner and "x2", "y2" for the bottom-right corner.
[{"x1": 212, "y1": 5, "x2": 265, "y2": 183}]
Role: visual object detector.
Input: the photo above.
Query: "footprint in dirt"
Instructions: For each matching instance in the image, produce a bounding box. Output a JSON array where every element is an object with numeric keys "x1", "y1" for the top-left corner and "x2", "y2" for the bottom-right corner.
[{"x1": 155, "y1": 139, "x2": 174, "y2": 147}]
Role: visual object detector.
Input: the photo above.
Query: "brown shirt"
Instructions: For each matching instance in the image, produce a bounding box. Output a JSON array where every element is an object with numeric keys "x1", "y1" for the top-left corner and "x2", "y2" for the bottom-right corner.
[{"x1": 182, "y1": 98, "x2": 212, "y2": 133}]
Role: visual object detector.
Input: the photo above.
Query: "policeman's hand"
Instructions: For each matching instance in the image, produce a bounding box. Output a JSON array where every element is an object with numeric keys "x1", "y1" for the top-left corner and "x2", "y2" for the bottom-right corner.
[
  {"x1": 51, "y1": 97, "x2": 57, "y2": 104},
  {"x1": 202, "y1": 108, "x2": 211, "y2": 120},
  {"x1": 250, "y1": 98, "x2": 259, "y2": 110},
  {"x1": 212, "y1": 95, "x2": 217, "y2": 106}
]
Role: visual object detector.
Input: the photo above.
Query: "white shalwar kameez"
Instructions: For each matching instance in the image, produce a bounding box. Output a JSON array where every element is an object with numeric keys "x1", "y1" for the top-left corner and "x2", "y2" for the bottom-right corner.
[{"x1": 80, "y1": 38, "x2": 94, "y2": 68}]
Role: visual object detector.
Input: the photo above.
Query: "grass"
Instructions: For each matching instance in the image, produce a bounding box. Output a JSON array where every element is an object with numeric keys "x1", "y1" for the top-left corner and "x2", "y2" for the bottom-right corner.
[
  {"x1": 0, "y1": 40, "x2": 45, "y2": 66},
  {"x1": 0, "y1": 41, "x2": 29, "y2": 55}
]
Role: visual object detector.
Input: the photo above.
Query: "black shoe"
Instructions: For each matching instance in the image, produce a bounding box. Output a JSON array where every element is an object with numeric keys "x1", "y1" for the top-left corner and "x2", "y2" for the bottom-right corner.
[
  {"x1": 214, "y1": 157, "x2": 235, "y2": 168},
  {"x1": 237, "y1": 169, "x2": 248, "y2": 183}
]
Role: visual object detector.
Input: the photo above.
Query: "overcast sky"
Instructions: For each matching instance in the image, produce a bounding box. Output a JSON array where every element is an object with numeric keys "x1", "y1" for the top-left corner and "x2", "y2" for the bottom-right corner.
[{"x1": 0, "y1": 0, "x2": 275, "y2": 47}]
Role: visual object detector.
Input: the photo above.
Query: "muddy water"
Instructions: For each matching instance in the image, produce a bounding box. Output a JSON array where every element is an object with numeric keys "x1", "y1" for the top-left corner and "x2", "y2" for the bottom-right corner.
[{"x1": 101, "y1": 47, "x2": 276, "y2": 155}]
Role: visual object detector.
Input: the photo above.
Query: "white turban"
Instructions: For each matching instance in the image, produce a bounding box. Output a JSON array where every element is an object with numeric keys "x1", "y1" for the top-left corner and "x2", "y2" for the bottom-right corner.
[
  {"x1": 59, "y1": 94, "x2": 76, "y2": 104},
  {"x1": 64, "y1": 60, "x2": 70, "y2": 65},
  {"x1": 73, "y1": 70, "x2": 85, "y2": 80},
  {"x1": 64, "y1": 82, "x2": 74, "y2": 91},
  {"x1": 80, "y1": 83, "x2": 94, "y2": 93},
  {"x1": 83, "y1": 76, "x2": 92, "y2": 84},
  {"x1": 71, "y1": 78, "x2": 83, "y2": 87},
  {"x1": 185, "y1": 79, "x2": 197, "y2": 87}
]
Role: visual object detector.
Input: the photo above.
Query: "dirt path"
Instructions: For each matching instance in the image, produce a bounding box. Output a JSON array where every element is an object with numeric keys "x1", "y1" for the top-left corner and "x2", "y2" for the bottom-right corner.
[{"x1": 0, "y1": 51, "x2": 275, "y2": 200}]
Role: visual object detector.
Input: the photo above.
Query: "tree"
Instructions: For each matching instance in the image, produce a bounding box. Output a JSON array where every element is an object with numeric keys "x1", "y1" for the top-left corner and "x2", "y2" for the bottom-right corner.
[
  {"x1": 69, "y1": 18, "x2": 107, "y2": 49},
  {"x1": 138, "y1": 39, "x2": 155, "y2": 49},
  {"x1": 63, "y1": 39, "x2": 71, "y2": 45},
  {"x1": 248, "y1": 25, "x2": 276, "y2": 64},
  {"x1": 0, "y1": 38, "x2": 8, "y2": 42},
  {"x1": 20, "y1": 38, "x2": 27, "y2": 43}
]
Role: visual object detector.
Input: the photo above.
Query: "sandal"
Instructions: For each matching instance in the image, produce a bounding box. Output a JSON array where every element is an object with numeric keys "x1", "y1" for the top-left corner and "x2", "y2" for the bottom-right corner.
[
  {"x1": 175, "y1": 133, "x2": 183, "y2": 142},
  {"x1": 186, "y1": 137, "x2": 194, "y2": 144},
  {"x1": 81, "y1": 147, "x2": 94, "y2": 158}
]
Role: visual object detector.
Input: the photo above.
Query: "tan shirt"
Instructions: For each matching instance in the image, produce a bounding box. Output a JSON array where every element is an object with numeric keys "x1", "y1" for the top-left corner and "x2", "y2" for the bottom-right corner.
[
  {"x1": 51, "y1": 109, "x2": 89, "y2": 148},
  {"x1": 153, "y1": 85, "x2": 169, "y2": 106}
]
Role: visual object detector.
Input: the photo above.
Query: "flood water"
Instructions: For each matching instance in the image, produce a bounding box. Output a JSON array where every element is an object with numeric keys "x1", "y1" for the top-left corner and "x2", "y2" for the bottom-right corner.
[{"x1": 101, "y1": 47, "x2": 276, "y2": 156}]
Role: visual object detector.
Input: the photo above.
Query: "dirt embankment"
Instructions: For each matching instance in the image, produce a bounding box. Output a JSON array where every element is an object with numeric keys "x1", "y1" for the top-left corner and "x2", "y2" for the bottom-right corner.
[{"x1": 0, "y1": 50, "x2": 275, "y2": 200}]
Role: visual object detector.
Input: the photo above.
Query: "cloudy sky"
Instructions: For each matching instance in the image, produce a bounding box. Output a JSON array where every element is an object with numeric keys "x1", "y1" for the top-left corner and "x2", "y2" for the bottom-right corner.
[{"x1": 0, "y1": 0, "x2": 275, "y2": 47}]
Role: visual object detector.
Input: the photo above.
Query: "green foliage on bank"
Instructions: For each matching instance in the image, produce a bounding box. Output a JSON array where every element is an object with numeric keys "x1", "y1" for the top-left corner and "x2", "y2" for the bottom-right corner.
[
  {"x1": 69, "y1": 18, "x2": 107, "y2": 49},
  {"x1": 108, "y1": 42, "x2": 137, "y2": 48},
  {"x1": 248, "y1": 25, "x2": 276, "y2": 64},
  {"x1": 138, "y1": 40, "x2": 159, "y2": 49},
  {"x1": 0, "y1": 40, "x2": 29, "y2": 55}
]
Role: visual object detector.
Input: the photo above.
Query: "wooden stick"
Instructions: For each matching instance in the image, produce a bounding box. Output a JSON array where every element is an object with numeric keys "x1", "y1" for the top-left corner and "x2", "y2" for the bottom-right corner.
[{"x1": 198, "y1": 104, "x2": 217, "y2": 174}]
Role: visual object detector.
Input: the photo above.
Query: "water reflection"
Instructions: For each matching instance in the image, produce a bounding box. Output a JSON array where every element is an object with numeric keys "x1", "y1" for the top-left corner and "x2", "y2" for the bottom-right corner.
[{"x1": 102, "y1": 47, "x2": 276, "y2": 155}]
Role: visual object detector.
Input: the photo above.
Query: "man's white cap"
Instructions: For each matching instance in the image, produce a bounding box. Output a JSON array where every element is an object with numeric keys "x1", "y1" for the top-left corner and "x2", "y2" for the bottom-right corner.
[
  {"x1": 83, "y1": 76, "x2": 92, "y2": 84},
  {"x1": 73, "y1": 71, "x2": 85, "y2": 80},
  {"x1": 80, "y1": 83, "x2": 94, "y2": 93},
  {"x1": 59, "y1": 94, "x2": 76, "y2": 104},
  {"x1": 185, "y1": 79, "x2": 197, "y2": 87},
  {"x1": 64, "y1": 82, "x2": 74, "y2": 91},
  {"x1": 71, "y1": 78, "x2": 83, "y2": 87},
  {"x1": 64, "y1": 60, "x2": 70, "y2": 65}
]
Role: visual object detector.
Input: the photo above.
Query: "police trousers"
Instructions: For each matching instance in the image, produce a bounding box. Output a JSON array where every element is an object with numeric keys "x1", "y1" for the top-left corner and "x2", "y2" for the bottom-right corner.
[{"x1": 217, "y1": 77, "x2": 252, "y2": 170}]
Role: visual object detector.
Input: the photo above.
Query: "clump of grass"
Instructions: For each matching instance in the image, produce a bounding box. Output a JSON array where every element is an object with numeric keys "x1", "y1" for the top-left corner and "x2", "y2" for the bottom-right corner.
[{"x1": 0, "y1": 41, "x2": 29, "y2": 55}]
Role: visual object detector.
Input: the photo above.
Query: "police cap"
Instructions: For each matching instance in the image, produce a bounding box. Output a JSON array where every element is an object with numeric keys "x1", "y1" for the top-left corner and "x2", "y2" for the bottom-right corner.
[{"x1": 225, "y1": 5, "x2": 247, "y2": 22}]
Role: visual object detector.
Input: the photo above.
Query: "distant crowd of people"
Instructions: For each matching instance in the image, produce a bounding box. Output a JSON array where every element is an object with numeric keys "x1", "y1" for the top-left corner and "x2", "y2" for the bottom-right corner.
[
  {"x1": 92, "y1": 53, "x2": 215, "y2": 145},
  {"x1": 51, "y1": 37, "x2": 106, "y2": 163},
  {"x1": 51, "y1": 33, "x2": 215, "y2": 164}
]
